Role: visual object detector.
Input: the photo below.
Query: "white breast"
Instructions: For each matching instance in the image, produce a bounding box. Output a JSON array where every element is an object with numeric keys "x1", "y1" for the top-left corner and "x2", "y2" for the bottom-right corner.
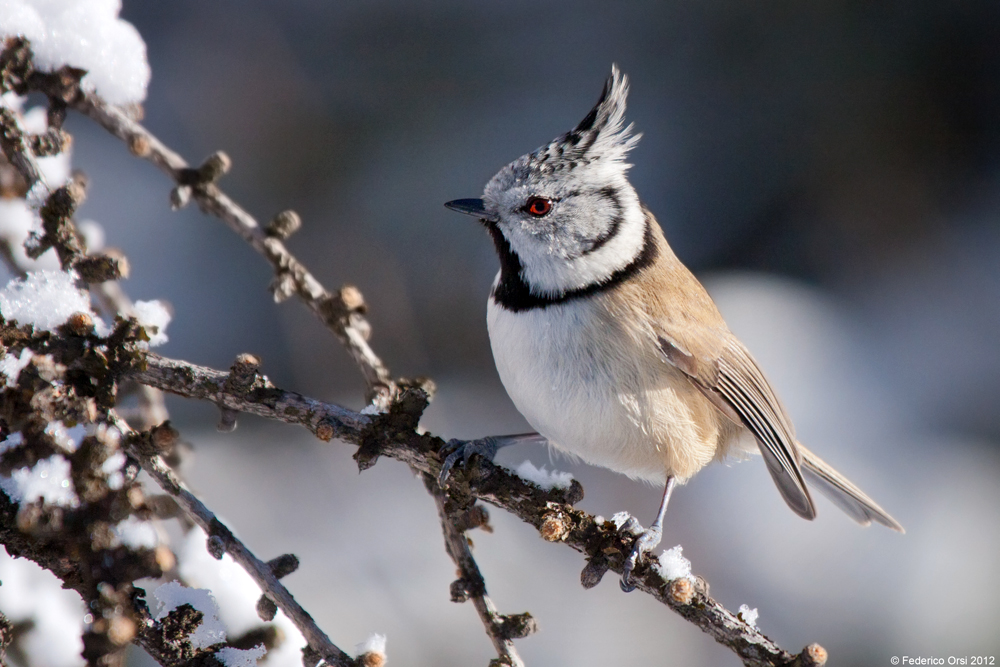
[{"x1": 486, "y1": 283, "x2": 721, "y2": 483}]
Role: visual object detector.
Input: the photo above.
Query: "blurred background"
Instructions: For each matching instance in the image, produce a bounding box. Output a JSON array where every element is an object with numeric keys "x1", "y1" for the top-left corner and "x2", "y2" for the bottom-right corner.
[{"x1": 16, "y1": 0, "x2": 1000, "y2": 664}]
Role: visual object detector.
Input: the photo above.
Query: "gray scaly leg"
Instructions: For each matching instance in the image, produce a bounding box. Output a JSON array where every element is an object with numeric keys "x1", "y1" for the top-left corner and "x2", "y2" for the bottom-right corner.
[{"x1": 620, "y1": 475, "x2": 676, "y2": 592}]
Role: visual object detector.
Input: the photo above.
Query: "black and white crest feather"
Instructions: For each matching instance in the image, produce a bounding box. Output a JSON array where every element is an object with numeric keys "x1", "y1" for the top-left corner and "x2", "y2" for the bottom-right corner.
[{"x1": 528, "y1": 65, "x2": 641, "y2": 174}]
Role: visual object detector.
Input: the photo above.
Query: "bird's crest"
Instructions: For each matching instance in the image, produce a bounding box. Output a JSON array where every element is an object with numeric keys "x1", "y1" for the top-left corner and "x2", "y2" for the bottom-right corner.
[{"x1": 528, "y1": 65, "x2": 640, "y2": 174}]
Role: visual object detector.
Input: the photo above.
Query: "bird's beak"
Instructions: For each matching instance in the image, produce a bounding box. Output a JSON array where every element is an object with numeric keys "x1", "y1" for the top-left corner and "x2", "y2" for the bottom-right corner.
[{"x1": 445, "y1": 198, "x2": 497, "y2": 222}]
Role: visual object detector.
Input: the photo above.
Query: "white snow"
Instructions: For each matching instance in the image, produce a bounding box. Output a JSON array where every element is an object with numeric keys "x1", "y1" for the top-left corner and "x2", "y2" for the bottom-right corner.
[
  {"x1": 44, "y1": 420, "x2": 85, "y2": 453},
  {"x1": 76, "y1": 219, "x2": 105, "y2": 253},
  {"x1": 654, "y1": 545, "x2": 695, "y2": 583},
  {"x1": 0, "y1": 431, "x2": 23, "y2": 455},
  {"x1": 112, "y1": 515, "x2": 158, "y2": 549},
  {"x1": 0, "y1": 269, "x2": 107, "y2": 334},
  {"x1": 216, "y1": 645, "x2": 267, "y2": 667},
  {"x1": 0, "y1": 347, "x2": 33, "y2": 386},
  {"x1": 738, "y1": 604, "x2": 759, "y2": 628},
  {"x1": 513, "y1": 460, "x2": 574, "y2": 490},
  {"x1": 0, "y1": 547, "x2": 85, "y2": 667},
  {"x1": 21, "y1": 105, "x2": 72, "y2": 186},
  {"x1": 355, "y1": 633, "x2": 387, "y2": 660},
  {"x1": 177, "y1": 526, "x2": 306, "y2": 665},
  {"x1": 101, "y1": 449, "x2": 126, "y2": 490},
  {"x1": 133, "y1": 299, "x2": 171, "y2": 346},
  {"x1": 153, "y1": 581, "x2": 227, "y2": 649},
  {"x1": 0, "y1": 0, "x2": 150, "y2": 104},
  {"x1": 0, "y1": 199, "x2": 60, "y2": 272},
  {"x1": 610, "y1": 511, "x2": 632, "y2": 530},
  {"x1": 0, "y1": 454, "x2": 78, "y2": 507}
]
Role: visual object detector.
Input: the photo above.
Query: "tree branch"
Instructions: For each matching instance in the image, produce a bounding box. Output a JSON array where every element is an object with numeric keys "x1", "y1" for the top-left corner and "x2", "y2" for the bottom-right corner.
[
  {"x1": 129, "y1": 350, "x2": 823, "y2": 667},
  {"x1": 424, "y1": 473, "x2": 533, "y2": 667},
  {"x1": 110, "y1": 415, "x2": 355, "y2": 667}
]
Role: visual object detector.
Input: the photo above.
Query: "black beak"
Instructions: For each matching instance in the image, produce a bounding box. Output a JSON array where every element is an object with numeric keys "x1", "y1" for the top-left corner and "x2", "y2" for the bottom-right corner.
[{"x1": 445, "y1": 198, "x2": 496, "y2": 222}]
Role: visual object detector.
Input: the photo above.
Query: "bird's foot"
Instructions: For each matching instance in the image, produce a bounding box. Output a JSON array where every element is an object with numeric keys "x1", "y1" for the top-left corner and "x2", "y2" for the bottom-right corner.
[
  {"x1": 620, "y1": 522, "x2": 663, "y2": 593},
  {"x1": 438, "y1": 437, "x2": 501, "y2": 486}
]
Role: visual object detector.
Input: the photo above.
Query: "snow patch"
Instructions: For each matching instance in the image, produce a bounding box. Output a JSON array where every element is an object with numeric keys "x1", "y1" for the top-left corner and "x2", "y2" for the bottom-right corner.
[
  {"x1": 355, "y1": 633, "x2": 387, "y2": 660},
  {"x1": 0, "y1": 348, "x2": 33, "y2": 387},
  {"x1": 738, "y1": 604, "x2": 759, "y2": 628},
  {"x1": 0, "y1": 270, "x2": 106, "y2": 334},
  {"x1": 153, "y1": 581, "x2": 227, "y2": 649},
  {"x1": 0, "y1": 454, "x2": 78, "y2": 507},
  {"x1": 216, "y1": 645, "x2": 267, "y2": 667},
  {"x1": 177, "y1": 526, "x2": 306, "y2": 665},
  {"x1": 0, "y1": 548, "x2": 85, "y2": 667},
  {"x1": 133, "y1": 299, "x2": 171, "y2": 346},
  {"x1": 513, "y1": 460, "x2": 574, "y2": 490},
  {"x1": 0, "y1": 0, "x2": 151, "y2": 104},
  {"x1": 654, "y1": 545, "x2": 695, "y2": 583}
]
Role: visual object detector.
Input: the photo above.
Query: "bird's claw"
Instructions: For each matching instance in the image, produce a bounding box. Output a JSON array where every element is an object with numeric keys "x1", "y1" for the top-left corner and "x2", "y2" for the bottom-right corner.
[
  {"x1": 619, "y1": 524, "x2": 662, "y2": 593},
  {"x1": 438, "y1": 437, "x2": 500, "y2": 486}
]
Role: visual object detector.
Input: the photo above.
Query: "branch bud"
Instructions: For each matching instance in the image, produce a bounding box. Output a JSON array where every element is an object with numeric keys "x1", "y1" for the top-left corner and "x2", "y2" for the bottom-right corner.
[
  {"x1": 217, "y1": 407, "x2": 238, "y2": 433},
  {"x1": 338, "y1": 285, "x2": 366, "y2": 313},
  {"x1": 580, "y1": 556, "x2": 609, "y2": 589},
  {"x1": 267, "y1": 553, "x2": 300, "y2": 579},
  {"x1": 270, "y1": 272, "x2": 296, "y2": 303},
  {"x1": 197, "y1": 151, "x2": 231, "y2": 183},
  {"x1": 66, "y1": 311, "x2": 94, "y2": 335},
  {"x1": 668, "y1": 578, "x2": 694, "y2": 606},
  {"x1": 170, "y1": 185, "x2": 192, "y2": 210},
  {"x1": 453, "y1": 505, "x2": 492, "y2": 533},
  {"x1": 256, "y1": 595, "x2": 278, "y2": 622},
  {"x1": 314, "y1": 420, "x2": 335, "y2": 442},
  {"x1": 225, "y1": 353, "x2": 260, "y2": 394},
  {"x1": 207, "y1": 534, "x2": 226, "y2": 560},
  {"x1": 74, "y1": 249, "x2": 130, "y2": 283},
  {"x1": 797, "y1": 644, "x2": 828, "y2": 667},
  {"x1": 539, "y1": 513, "x2": 569, "y2": 542},
  {"x1": 498, "y1": 612, "x2": 537, "y2": 639},
  {"x1": 150, "y1": 421, "x2": 179, "y2": 453},
  {"x1": 266, "y1": 210, "x2": 302, "y2": 239},
  {"x1": 127, "y1": 133, "x2": 151, "y2": 157}
]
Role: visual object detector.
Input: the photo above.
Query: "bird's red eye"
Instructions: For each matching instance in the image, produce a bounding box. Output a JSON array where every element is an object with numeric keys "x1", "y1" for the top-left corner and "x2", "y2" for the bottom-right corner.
[{"x1": 525, "y1": 197, "x2": 553, "y2": 217}]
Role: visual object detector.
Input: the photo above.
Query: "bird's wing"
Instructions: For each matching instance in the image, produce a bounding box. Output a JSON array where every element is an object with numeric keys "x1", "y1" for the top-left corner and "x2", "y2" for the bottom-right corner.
[{"x1": 657, "y1": 331, "x2": 816, "y2": 520}]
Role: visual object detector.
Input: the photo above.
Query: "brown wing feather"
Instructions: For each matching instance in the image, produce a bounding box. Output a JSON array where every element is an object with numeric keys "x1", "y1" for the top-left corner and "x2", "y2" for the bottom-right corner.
[
  {"x1": 659, "y1": 334, "x2": 815, "y2": 520},
  {"x1": 627, "y1": 212, "x2": 816, "y2": 519}
]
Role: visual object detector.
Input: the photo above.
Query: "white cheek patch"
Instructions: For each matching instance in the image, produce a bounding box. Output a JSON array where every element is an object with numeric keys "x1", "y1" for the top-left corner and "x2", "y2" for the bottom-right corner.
[{"x1": 509, "y1": 199, "x2": 647, "y2": 296}]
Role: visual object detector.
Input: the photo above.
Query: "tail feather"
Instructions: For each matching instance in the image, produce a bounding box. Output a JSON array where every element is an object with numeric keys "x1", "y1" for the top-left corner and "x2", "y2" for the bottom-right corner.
[{"x1": 796, "y1": 442, "x2": 904, "y2": 533}]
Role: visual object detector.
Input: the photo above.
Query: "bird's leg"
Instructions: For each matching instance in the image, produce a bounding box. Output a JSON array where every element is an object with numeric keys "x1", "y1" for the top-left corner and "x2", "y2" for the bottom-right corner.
[
  {"x1": 620, "y1": 475, "x2": 676, "y2": 592},
  {"x1": 438, "y1": 432, "x2": 547, "y2": 485}
]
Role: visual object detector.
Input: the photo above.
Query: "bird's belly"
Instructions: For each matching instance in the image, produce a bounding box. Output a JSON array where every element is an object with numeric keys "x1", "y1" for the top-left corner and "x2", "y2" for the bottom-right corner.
[{"x1": 486, "y1": 298, "x2": 719, "y2": 483}]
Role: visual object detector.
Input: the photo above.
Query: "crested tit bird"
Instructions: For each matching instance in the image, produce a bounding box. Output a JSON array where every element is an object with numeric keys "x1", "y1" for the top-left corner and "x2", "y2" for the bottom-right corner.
[{"x1": 443, "y1": 66, "x2": 903, "y2": 592}]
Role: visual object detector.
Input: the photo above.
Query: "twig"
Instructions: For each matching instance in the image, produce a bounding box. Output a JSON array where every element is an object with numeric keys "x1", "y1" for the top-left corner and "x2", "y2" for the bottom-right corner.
[
  {"x1": 134, "y1": 353, "x2": 370, "y2": 440},
  {"x1": 110, "y1": 414, "x2": 355, "y2": 667},
  {"x1": 0, "y1": 106, "x2": 45, "y2": 194},
  {"x1": 90, "y1": 280, "x2": 169, "y2": 429},
  {"x1": 0, "y1": 91, "x2": 354, "y2": 664},
  {"x1": 76, "y1": 93, "x2": 393, "y2": 404},
  {"x1": 423, "y1": 473, "x2": 532, "y2": 667}
]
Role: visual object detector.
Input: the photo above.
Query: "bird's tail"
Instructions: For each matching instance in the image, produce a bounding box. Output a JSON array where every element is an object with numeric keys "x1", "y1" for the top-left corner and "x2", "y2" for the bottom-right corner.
[{"x1": 796, "y1": 442, "x2": 904, "y2": 533}]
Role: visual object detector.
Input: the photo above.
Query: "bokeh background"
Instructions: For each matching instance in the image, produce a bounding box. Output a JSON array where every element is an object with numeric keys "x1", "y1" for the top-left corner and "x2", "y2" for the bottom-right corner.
[{"x1": 19, "y1": 0, "x2": 1000, "y2": 664}]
